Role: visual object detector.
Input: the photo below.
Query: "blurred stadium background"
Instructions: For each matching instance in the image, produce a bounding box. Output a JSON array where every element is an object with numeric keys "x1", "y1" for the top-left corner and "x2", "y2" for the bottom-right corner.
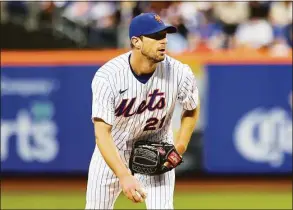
[{"x1": 1, "y1": 1, "x2": 292, "y2": 209}]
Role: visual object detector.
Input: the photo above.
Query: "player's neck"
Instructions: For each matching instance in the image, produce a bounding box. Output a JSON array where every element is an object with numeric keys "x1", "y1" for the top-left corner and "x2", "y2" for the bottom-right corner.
[{"x1": 130, "y1": 52, "x2": 157, "y2": 75}]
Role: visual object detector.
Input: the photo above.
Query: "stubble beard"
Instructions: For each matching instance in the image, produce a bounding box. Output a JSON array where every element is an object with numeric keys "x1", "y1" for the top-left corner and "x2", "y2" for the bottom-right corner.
[
  {"x1": 141, "y1": 48, "x2": 165, "y2": 63},
  {"x1": 141, "y1": 49, "x2": 164, "y2": 63}
]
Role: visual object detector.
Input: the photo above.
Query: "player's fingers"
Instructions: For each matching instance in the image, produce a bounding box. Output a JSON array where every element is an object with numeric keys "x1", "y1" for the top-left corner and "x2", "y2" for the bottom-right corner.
[
  {"x1": 133, "y1": 179, "x2": 147, "y2": 200},
  {"x1": 130, "y1": 189, "x2": 143, "y2": 203},
  {"x1": 135, "y1": 187, "x2": 147, "y2": 199},
  {"x1": 125, "y1": 191, "x2": 136, "y2": 203},
  {"x1": 164, "y1": 161, "x2": 172, "y2": 168},
  {"x1": 123, "y1": 188, "x2": 141, "y2": 203},
  {"x1": 122, "y1": 189, "x2": 135, "y2": 202}
]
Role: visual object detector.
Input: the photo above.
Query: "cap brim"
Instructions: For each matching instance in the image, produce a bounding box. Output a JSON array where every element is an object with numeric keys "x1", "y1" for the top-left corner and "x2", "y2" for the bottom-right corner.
[
  {"x1": 143, "y1": 25, "x2": 177, "y2": 36},
  {"x1": 164, "y1": 25, "x2": 177, "y2": 34}
]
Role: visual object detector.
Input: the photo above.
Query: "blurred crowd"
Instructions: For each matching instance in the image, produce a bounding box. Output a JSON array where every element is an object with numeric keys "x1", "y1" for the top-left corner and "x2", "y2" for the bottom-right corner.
[{"x1": 1, "y1": 1, "x2": 292, "y2": 54}]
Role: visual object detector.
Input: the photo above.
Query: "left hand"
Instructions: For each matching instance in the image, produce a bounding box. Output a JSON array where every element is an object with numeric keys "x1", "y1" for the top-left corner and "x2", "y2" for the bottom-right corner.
[{"x1": 162, "y1": 145, "x2": 183, "y2": 170}]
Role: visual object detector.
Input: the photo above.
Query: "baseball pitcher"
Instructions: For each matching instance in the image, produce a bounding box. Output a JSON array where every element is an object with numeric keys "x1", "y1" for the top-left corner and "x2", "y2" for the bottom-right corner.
[{"x1": 86, "y1": 12, "x2": 200, "y2": 209}]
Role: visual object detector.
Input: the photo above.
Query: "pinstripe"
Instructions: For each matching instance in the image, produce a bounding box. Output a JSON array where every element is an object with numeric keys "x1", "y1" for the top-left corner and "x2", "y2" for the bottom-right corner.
[
  {"x1": 113, "y1": 122, "x2": 130, "y2": 147},
  {"x1": 115, "y1": 70, "x2": 141, "y2": 149},
  {"x1": 182, "y1": 85, "x2": 189, "y2": 92},
  {"x1": 177, "y1": 63, "x2": 184, "y2": 95},
  {"x1": 114, "y1": 67, "x2": 135, "y2": 149},
  {"x1": 108, "y1": 61, "x2": 122, "y2": 73},
  {"x1": 114, "y1": 124, "x2": 128, "y2": 148},
  {"x1": 125, "y1": 67, "x2": 137, "y2": 147},
  {"x1": 171, "y1": 60, "x2": 176, "y2": 106},
  {"x1": 158, "y1": 64, "x2": 165, "y2": 139},
  {"x1": 116, "y1": 128, "x2": 130, "y2": 151},
  {"x1": 113, "y1": 66, "x2": 127, "y2": 136},
  {"x1": 92, "y1": 156, "x2": 102, "y2": 205},
  {"x1": 158, "y1": 175, "x2": 161, "y2": 207},
  {"x1": 107, "y1": 173, "x2": 113, "y2": 208},
  {"x1": 103, "y1": 64, "x2": 117, "y2": 76},
  {"x1": 146, "y1": 78, "x2": 157, "y2": 139},
  {"x1": 87, "y1": 152, "x2": 99, "y2": 206},
  {"x1": 86, "y1": 153, "x2": 101, "y2": 208},
  {"x1": 164, "y1": 173, "x2": 172, "y2": 208},
  {"x1": 101, "y1": 67, "x2": 117, "y2": 93},
  {"x1": 137, "y1": 66, "x2": 157, "y2": 140},
  {"x1": 96, "y1": 71, "x2": 110, "y2": 79},
  {"x1": 111, "y1": 68, "x2": 128, "y2": 142},
  {"x1": 185, "y1": 75, "x2": 194, "y2": 84},
  {"x1": 104, "y1": 168, "x2": 111, "y2": 208},
  {"x1": 96, "y1": 159, "x2": 106, "y2": 209},
  {"x1": 130, "y1": 80, "x2": 141, "y2": 139},
  {"x1": 94, "y1": 75, "x2": 108, "y2": 81},
  {"x1": 112, "y1": 119, "x2": 128, "y2": 140},
  {"x1": 150, "y1": 175, "x2": 154, "y2": 209},
  {"x1": 164, "y1": 173, "x2": 167, "y2": 206},
  {"x1": 160, "y1": 63, "x2": 169, "y2": 141},
  {"x1": 104, "y1": 66, "x2": 120, "y2": 93},
  {"x1": 93, "y1": 78, "x2": 104, "y2": 96},
  {"x1": 156, "y1": 65, "x2": 164, "y2": 130},
  {"x1": 100, "y1": 69, "x2": 115, "y2": 98},
  {"x1": 86, "y1": 154, "x2": 121, "y2": 209},
  {"x1": 134, "y1": 87, "x2": 148, "y2": 140},
  {"x1": 154, "y1": 175, "x2": 157, "y2": 208}
]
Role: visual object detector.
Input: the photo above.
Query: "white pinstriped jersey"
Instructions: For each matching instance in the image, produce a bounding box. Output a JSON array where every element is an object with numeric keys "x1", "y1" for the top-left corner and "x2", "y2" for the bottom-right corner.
[
  {"x1": 91, "y1": 51, "x2": 199, "y2": 152},
  {"x1": 87, "y1": 51, "x2": 199, "y2": 209}
]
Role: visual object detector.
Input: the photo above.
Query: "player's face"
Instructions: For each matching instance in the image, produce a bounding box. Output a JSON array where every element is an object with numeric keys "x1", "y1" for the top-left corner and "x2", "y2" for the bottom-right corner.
[{"x1": 141, "y1": 30, "x2": 168, "y2": 63}]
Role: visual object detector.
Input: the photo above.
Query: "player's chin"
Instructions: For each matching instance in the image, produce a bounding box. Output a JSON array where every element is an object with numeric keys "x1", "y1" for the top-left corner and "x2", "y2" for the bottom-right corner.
[{"x1": 155, "y1": 54, "x2": 165, "y2": 62}]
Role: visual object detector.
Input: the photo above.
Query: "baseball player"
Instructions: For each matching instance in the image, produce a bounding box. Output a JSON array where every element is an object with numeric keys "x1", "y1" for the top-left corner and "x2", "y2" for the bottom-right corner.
[{"x1": 86, "y1": 13, "x2": 200, "y2": 209}]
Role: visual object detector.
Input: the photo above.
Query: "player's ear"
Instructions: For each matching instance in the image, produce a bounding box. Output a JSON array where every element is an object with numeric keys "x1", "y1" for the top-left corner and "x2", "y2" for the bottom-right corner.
[{"x1": 131, "y1": 37, "x2": 142, "y2": 49}]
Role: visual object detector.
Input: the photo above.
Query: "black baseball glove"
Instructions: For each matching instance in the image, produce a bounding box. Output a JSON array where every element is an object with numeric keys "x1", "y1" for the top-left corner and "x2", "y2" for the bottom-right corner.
[{"x1": 129, "y1": 140, "x2": 183, "y2": 176}]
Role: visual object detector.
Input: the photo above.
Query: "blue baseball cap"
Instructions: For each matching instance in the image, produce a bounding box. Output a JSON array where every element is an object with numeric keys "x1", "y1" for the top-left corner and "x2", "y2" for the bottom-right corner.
[{"x1": 129, "y1": 13, "x2": 177, "y2": 39}]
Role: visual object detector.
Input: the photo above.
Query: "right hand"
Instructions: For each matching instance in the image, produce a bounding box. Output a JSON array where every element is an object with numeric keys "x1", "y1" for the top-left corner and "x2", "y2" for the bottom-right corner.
[{"x1": 119, "y1": 174, "x2": 147, "y2": 203}]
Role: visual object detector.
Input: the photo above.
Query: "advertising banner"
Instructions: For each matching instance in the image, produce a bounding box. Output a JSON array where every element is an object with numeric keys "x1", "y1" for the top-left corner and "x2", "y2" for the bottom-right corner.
[
  {"x1": 1, "y1": 65, "x2": 98, "y2": 172},
  {"x1": 204, "y1": 64, "x2": 292, "y2": 173}
]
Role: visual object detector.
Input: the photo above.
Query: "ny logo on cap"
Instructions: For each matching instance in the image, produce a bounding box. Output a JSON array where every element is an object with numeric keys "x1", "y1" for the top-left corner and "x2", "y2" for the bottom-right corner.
[{"x1": 154, "y1": 14, "x2": 163, "y2": 23}]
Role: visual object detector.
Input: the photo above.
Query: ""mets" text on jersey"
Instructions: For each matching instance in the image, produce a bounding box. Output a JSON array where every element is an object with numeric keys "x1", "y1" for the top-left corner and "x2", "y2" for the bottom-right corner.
[{"x1": 115, "y1": 89, "x2": 166, "y2": 117}]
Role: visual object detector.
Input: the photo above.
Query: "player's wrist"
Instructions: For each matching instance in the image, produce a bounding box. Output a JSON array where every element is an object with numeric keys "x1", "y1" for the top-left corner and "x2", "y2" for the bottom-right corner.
[
  {"x1": 116, "y1": 168, "x2": 132, "y2": 179},
  {"x1": 175, "y1": 143, "x2": 186, "y2": 156}
]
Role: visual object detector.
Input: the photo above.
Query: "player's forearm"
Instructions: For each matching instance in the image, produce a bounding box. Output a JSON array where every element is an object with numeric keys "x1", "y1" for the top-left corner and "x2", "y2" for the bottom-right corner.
[
  {"x1": 175, "y1": 103, "x2": 200, "y2": 155},
  {"x1": 96, "y1": 136, "x2": 131, "y2": 178}
]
